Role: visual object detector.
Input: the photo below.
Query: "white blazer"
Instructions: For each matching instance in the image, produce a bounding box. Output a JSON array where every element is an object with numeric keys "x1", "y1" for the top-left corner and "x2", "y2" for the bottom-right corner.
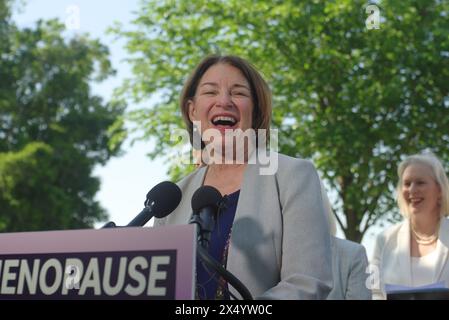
[{"x1": 371, "y1": 217, "x2": 449, "y2": 299}]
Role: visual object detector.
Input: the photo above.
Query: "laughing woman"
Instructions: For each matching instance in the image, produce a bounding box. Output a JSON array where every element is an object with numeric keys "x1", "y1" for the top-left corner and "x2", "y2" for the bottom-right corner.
[
  {"x1": 371, "y1": 153, "x2": 449, "y2": 299},
  {"x1": 155, "y1": 55, "x2": 332, "y2": 300}
]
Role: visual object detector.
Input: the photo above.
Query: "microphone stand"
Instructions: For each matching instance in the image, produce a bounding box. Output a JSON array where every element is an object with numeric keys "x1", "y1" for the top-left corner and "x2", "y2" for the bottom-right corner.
[
  {"x1": 196, "y1": 245, "x2": 253, "y2": 300},
  {"x1": 190, "y1": 216, "x2": 253, "y2": 300}
]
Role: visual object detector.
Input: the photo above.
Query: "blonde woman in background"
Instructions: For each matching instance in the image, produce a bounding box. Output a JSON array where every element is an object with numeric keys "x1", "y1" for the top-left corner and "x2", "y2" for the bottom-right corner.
[{"x1": 371, "y1": 153, "x2": 449, "y2": 299}]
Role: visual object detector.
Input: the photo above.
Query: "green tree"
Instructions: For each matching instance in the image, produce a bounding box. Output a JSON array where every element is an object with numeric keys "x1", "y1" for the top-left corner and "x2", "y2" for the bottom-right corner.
[
  {"x1": 113, "y1": 0, "x2": 449, "y2": 242},
  {"x1": 0, "y1": 2, "x2": 125, "y2": 232}
]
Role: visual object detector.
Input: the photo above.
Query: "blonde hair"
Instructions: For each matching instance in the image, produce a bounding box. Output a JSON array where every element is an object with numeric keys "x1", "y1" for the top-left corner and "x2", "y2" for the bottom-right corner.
[{"x1": 396, "y1": 153, "x2": 449, "y2": 218}]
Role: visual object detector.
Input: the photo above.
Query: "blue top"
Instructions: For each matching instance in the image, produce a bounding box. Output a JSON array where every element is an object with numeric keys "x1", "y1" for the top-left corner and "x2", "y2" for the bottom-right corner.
[{"x1": 196, "y1": 190, "x2": 240, "y2": 300}]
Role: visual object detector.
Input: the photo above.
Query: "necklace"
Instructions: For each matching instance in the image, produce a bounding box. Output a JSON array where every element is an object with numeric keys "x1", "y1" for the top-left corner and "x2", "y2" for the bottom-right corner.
[{"x1": 410, "y1": 223, "x2": 439, "y2": 245}]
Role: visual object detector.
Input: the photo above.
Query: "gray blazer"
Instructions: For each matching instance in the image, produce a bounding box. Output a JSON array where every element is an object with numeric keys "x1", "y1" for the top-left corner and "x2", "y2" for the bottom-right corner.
[
  {"x1": 327, "y1": 237, "x2": 372, "y2": 300},
  {"x1": 155, "y1": 153, "x2": 333, "y2": 299}
]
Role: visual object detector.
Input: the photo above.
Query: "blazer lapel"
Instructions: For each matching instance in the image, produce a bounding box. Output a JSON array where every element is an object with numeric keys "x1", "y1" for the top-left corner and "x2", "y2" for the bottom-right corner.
[
  {"x1": 395, "y1": 220, "x2": 412, "y2": 284},
  {"x1": 226, "y1": 161, "x2": 272, "y2": 298},
  {"x1": 175, "y1": 166, "x2": 208, "y2": 224},
  {"x1": 226, "y1": 162, "x2": 260, "y2": 262},
  {"x1": 434, "y1": 218, "x2": 449, "y2": 282}
]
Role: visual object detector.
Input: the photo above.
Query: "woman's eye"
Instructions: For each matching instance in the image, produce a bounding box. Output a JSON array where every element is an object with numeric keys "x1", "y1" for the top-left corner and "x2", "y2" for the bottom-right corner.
[{"x1": 232, "y1": 91, "x2": 248, "y2": 96}]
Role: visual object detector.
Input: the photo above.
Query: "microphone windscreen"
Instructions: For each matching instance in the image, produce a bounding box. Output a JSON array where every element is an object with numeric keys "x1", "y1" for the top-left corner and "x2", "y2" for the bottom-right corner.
[
  {"x1": 191, "y1": 185, "x2": 223, "y2": 212},
  {"x1": 146, "y1": 181, "x2": 182, "y2": 218}
]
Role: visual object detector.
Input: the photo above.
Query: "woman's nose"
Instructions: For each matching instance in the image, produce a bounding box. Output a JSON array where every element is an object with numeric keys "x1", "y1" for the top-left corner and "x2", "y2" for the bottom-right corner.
[{"x1": 215, "y1": 92, "x2": 233, "y2": 107}]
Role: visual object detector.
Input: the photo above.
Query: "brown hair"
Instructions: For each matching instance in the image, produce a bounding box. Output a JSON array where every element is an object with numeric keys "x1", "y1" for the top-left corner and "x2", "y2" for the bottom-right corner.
[{"x1": 180, "y1": 55, "x2": 272, "y2": 146}]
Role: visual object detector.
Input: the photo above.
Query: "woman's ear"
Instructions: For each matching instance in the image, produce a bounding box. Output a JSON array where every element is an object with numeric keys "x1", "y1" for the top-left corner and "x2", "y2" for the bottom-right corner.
[{"x1": 187, "y1": 100, "x2": 196, "y2": 122}]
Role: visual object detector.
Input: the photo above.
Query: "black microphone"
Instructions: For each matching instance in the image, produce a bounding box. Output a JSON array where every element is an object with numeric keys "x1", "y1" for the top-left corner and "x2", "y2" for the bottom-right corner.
[
  {"x1": 190, "y1": 185, "x2": 223, "y2": 248},
  {"x1": 127, "y1": 181, "x2": 182, "y2": 227}
]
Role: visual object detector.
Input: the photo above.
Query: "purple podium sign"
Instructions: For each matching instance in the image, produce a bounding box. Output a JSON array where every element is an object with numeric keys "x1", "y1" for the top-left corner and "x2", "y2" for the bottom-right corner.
[{"x1": 0, "y1": 225, "x2": 196, "y2": 299}]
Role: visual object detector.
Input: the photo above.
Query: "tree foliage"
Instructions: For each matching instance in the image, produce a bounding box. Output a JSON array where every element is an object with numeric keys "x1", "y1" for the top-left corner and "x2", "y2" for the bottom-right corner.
[
  {"x1": 0, "y1": 1, "x2": 125, "y2": 232},
  {"x1": 113, "y1": 0, "x2": 449, "y2": 242}
]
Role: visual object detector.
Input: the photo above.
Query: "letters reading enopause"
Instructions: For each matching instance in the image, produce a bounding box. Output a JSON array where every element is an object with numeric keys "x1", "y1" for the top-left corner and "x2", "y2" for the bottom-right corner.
[{"x1": 0, "y1": 250, "x2": 176, "y2": 298}]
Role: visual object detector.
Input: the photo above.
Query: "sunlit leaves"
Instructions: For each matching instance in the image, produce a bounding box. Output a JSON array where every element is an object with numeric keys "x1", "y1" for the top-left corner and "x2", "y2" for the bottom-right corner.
[
  {"x1": 115, "y1": 0, "x2": 449, "y2": 242},
  {"x1": 0, "y1": 6, "x2": 125, "y2": 232}
]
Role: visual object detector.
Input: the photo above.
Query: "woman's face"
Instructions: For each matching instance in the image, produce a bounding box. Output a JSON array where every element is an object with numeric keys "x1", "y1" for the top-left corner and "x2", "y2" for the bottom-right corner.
[
  {"x1": 188, "y1": 63, "x2": 254, "y2": 137},
  {"x1": 402, "y1": 163, "x2": 441, "y2": 217}
]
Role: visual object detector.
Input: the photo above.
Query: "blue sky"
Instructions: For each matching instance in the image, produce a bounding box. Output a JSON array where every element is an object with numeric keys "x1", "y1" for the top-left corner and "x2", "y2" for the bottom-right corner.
[{"x1": 11, "y1": 0, "x2": 381, "y2": 257}]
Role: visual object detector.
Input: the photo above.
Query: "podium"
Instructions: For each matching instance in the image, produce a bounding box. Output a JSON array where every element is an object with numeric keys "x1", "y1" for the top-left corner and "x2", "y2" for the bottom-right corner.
[
  {"x1": 387, "y1": 288, "x2": 449, "y2": 300},
  {"x1": 0, "y1": 225, "x2": 196, "y2": 299}
]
